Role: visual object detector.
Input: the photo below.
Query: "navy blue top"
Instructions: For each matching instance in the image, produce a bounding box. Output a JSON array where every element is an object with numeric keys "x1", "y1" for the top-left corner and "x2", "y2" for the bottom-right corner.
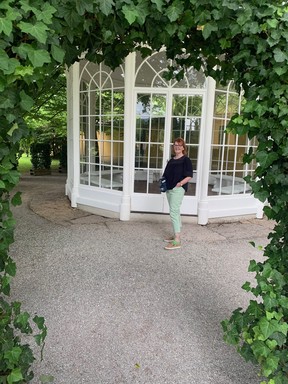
[{"x1": 163, "y1": 155, "x2": 193, "y2": 192}]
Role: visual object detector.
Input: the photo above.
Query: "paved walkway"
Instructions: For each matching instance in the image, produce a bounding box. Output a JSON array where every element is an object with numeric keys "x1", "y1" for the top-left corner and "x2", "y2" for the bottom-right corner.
[{"x1": 10, "y1": 172, "x2": 274, "y2": 384}]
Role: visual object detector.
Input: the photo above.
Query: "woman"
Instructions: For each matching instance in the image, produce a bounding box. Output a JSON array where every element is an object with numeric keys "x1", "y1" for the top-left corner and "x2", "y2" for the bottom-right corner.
[{"x1": 162, "y1": 137, "x2": 193, "y2": 250}]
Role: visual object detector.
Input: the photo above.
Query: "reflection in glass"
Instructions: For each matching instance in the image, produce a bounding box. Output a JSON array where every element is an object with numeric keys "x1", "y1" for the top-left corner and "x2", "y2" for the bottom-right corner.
[
  {"x1": 101, "y1": 91, "x2": 112, "y2": 114},
  {"x1": 134, "y1": 93, "x2": 166, "y2": 195},
  {"x1": 151, "y1": 117, "x2": 165, "y2": 143},
  {"x1": 152, "y1": 95, "x2": 166, "y2": 116},
  {"x1": 188, "y1": 95, "x2": 202, "y2": 115},
  {"x1": 172, "y1": 95, "x2": 187, "y2": 116},
  {"x1": 113, "y1": 91, "x2": 124, "y2": 114}
]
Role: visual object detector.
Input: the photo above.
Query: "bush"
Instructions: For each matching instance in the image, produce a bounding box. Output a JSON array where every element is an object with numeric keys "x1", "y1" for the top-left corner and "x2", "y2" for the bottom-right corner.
[{"x1": 30, "y1": 143, "x2": 51, "y2": 171}]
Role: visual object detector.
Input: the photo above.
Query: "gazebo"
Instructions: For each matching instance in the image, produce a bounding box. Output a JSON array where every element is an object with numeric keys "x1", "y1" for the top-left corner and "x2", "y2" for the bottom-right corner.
[{"x1": 65, "y1": 50, "x2": 263, "y2": 225}]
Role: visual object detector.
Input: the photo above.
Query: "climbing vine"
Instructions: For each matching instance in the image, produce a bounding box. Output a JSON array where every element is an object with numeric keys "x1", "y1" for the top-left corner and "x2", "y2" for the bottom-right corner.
[{"x1": 1, "y1": 0, "x2": 288, "y2": 382}]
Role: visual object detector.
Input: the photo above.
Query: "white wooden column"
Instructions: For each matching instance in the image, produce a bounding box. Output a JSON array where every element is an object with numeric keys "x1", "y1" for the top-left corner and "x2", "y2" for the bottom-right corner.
[
  {"x1": 120, "y1": 52, "x2": 136, "y2": 220},
  {"x1": 198, "y1": 76, "x2": 216, "y2": 225},
  {"x1": 66, "y1": 62, "x2": 80, "y2": 207}
]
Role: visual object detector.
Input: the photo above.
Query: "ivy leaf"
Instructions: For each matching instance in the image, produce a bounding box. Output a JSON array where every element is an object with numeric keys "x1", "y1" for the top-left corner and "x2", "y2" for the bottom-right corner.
[
  {"x1": 273, "y1": 48, "x2": 288, "y2": 63},
  {"x1": 75, "y1": 0, "x2": 94, "y2": 16},
  {"x1": 4, "y1": 347, "x2": 22, "y2": 364},
  {"x1": 14, "y1": 65, "x2": 34, "y2": 77},
  {"x1": 0, "y1": 17, "x2": 12, "y2": 36},
  {"x1": 256, "y1": 151, "x2": 279, "y2": 168},
  {"x1": 202, "y1": 21, "x2": 218, "y2": 39},
  {"x1": 259, "y1": 318, "x2": 284, "y2": 340},
  {"x1": 38, "y1": 3, "x2": 57, "y2": 24},
  {"x1": 11, "y1": 191, "x2": 22, "y2": 206},
  {"x1": 122, "y1": 5, "x2": 137, "y2": 24},
  {"x1": 20, "y1": 90, "x2": 34, "y2": 112},
  {"x1": 97, "y1": 0, "x2": 115, "y2": 16},
  {"x1": 0, "y1": 49, "x2": 9, "y2": 71},
  {"x1": 17, "y1": 21, "x2": 49, "y2": 44},
  {"x1": 262, "y1": 355, "x2": 280, "y2": 377},
  {"x1": 151, "y1": 0, "x2": 163, "y2": 12},
  {"x1": 165, "y1": 0, "x2": 184, "y2": 22},
  {"x1": 33, "y1": 315, "x2": 45, "y2": 330},
  {"x1": 51, "y1": 44, "x2": 65, "y2": 63},
  {"x1": 270, "y1": 332, "x2": 286, "y2": 347},
  {"x1": 6, "y1": 258, "x2": 16, "y2": 277},
  {"x1": 248, "y1": 259, "x2": 259, "y2": 272},
  {"x1": 267, "y1": 19, "x2": 278, "y2": 28},
  {"x1": 28, "y1": 49, "x2": 51, "y2": 68},
  {"x1": 242, "y1": 281, "x2": 251, "y2": 292},
  {"x1": 251, "y1": 340, "x2": 271, "y2": 359},
  {"x1": 7, "y1": 368, "x2": 23, "y2": 384}
]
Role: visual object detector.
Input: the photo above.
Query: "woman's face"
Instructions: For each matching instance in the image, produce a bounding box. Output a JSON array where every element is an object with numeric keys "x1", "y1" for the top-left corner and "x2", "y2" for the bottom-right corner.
[{"x1": 173, "y1": 141, "x2": 183, "y2": 155}]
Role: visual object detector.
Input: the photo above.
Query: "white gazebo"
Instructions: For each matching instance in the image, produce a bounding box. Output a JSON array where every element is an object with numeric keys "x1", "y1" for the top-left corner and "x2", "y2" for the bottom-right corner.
[{"x1": 65, "y1": 50, "x2": 263, "y2": 225}]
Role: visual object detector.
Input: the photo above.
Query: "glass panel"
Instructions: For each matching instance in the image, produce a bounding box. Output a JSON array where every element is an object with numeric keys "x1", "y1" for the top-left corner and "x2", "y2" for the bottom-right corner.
[
  {"x1": 238, "y1": 134, "x2": 247, "y2": 145},
  {"x1": 172, "y1": 95, "x2": 187, "y2": 116},
  {"x1": 135, "y1": 62, "x2": 156, "y2": 87},
  {"x1": 135, "y1": 143, "x2": 148, "y2": 167},
  {"x1": 100, "y1": 72, "x2": 112, "y2": 89},
  {"x1": 149, "y1": 143, "x2": 163, "y2": 168},
  {"x1": 89, "y1": 141, "x2": 99, "y2": 164},
  {"x1": 113, "y1": 118, "x2": 124, "y2": 140},
  {"x1": 134, "y1": 93, "x2": 166, "y2": 194},
  {"x1": 188, "y1": 95, "x2": 202, "y2": 115},
  {"x1": 91, "y1": 72, "x2": 100, "y2": 90},
  {"x1": 147, "y1": 51, "x2": 169, "y2": 73},
  {"x1": 171, "y1": 117, "x2": 185, "y2": 140},
  {"x1": 80, "y1": 136, "x2": 89, "y2": 163},
  {"x1": 136, "y1": 94, "x2": 151, "y2": 116},
  {"x1": 80, "y1": 93, "x2": 88, "y2": 115},
  {"x1": 152, "y1": 95, "x2": 166, "y2": 116},
  {"x1": 212, "y1": 119, "x2": 225, "y2": 144},
  {"x1": 80, "y1": 117, "x2": 89, "y2": 139},
  {"x1": 208, "y1": 81, "x2": 258, "y2": 196},
  {"x1": 80, "y1": 80, "x2": 89, "y2": 92},
  {"x1": 92, "y1": 90, "x2": 100, "y2": 115},
  {"x1": 79, "y1": 60, "x2": 124, "y2": 192},
  {"x1": 110, "y1": 66, "x2": 125, "y2": 88},
  {"x1": 186, "y1": 124, "x2": 200, "y2": 145},
  {"x1": 214, "y1": 92, "x2": 227, "y2": 118},
  {"x1": 113, "y1": 91, "x2": 124, "y2": 114},
  {"x1": 101, "y1": 91, "x2": 112, "y2": 114},
  {"x1": 227, "y1": 93, "x2": 240, "y2": 117},
  {"x1": 100, "y1": 116, "x2": 112, "y2": 135},
  {"x1": 152, "y1": 75, "x2": 169, "y2": 88},
  {"x1": 151, "y1": 117, "x2": 165, "y2": 143}
]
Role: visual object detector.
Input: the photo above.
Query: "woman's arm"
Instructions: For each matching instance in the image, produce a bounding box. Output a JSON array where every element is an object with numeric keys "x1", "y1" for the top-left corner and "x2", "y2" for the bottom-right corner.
[{"x1": 176, "y1": 176, "x2": 192, "y2": 188}]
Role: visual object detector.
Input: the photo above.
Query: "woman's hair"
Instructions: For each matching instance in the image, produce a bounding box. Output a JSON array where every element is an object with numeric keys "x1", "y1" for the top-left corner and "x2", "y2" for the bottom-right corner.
[{"x1": 173, "y1": 137, "x2": 187, "y2": 155}]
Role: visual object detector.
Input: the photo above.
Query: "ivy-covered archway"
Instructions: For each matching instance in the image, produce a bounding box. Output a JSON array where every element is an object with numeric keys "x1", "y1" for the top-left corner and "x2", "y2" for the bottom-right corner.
[{"x1": 1, "y1": 1, "x2": 287, "y2": 382}]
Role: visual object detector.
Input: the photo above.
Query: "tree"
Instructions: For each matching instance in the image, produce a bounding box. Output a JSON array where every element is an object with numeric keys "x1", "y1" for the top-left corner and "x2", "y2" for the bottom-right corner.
[
  {"x1": 1, "y1": 0, "x2": 288, "y2": 382},
  {"x1": 24, "y1": 70, "x2": 67, "y2": 159}
]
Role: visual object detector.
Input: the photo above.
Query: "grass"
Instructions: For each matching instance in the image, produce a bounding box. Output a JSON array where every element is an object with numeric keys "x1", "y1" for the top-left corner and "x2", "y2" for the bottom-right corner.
[{"x1": 17, "y1": 155, "x2": 60, "y2": 174}]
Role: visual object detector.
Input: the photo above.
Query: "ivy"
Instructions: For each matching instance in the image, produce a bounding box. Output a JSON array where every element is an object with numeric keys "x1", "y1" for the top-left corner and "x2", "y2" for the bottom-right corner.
[{"x1": 0, "y1": 0, "x2": 288, "y2": 382}]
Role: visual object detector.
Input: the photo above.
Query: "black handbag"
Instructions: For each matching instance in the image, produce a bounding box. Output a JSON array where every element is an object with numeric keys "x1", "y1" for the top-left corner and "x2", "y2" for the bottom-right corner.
[{"x1": 159, "y1": 177, "x2": 167, "y2": 192}]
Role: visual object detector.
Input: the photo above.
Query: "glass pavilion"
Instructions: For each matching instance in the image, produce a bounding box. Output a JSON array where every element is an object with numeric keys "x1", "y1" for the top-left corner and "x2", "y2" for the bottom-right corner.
[{"x1": 65, "y1": 50, "x2": 263, "y2": 225}]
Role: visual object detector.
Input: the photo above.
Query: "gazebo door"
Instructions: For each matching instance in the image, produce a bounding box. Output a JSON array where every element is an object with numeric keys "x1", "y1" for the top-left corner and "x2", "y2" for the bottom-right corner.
[{"x1": 131, "y1": 91, "x2": 203, "y2": 215}]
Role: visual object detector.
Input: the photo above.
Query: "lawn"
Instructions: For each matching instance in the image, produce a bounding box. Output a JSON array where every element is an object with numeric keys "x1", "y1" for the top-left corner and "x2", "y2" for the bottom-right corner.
[{"x1": 17, "y1": 155, "x2": 60, "y2": 174}]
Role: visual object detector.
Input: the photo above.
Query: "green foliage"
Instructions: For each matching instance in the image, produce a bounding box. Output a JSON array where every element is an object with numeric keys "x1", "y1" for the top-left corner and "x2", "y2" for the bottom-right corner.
[
  {"x1": 0, "y1": 0, "x2": 288, "y2": 382},
  {"x1": 0, "y1": 298, "x2": 47, "y2": 382},
  {"x1": 30, "y1": 143, "x2": 51, "y2": 170}
]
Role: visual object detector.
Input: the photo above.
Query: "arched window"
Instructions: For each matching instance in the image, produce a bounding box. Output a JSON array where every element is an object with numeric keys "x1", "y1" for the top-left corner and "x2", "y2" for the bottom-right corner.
[
  {"x1": 209, "y1": 81, "x2": 257, "y2": 195},
  {"x1": 79, "y1": 60, "x2": 125, "y2": 190},
  {"x1": 135, "y1": 51, "x2": 206, "y2": 88}
]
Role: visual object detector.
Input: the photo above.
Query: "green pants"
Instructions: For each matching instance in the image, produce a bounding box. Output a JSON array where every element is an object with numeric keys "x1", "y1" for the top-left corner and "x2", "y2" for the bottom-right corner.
[{"x1": 166, "y1": 187, "x2": 185, "y2": 234}]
